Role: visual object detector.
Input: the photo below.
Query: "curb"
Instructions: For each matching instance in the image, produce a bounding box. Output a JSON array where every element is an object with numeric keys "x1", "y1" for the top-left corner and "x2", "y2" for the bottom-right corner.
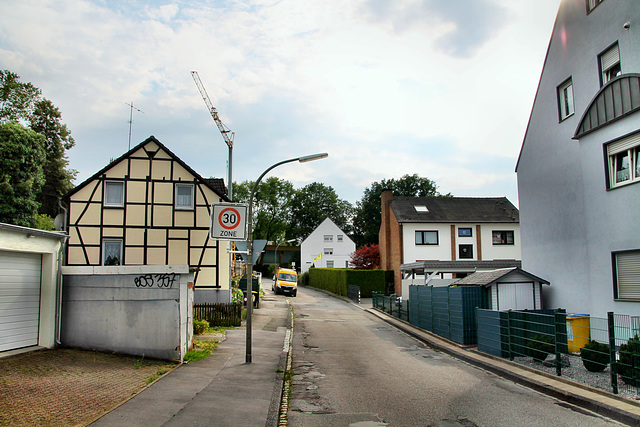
[
  {"x1": 266, "y1": 299, "x2": 293, "y2": 427},
  {"x1": 366, "y1": 307, "x2": 640, "y2": 426}
]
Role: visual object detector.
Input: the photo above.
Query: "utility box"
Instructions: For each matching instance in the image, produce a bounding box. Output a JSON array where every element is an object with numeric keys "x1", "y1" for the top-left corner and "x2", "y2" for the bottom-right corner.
[{"x1": 566, "y1": 313, "x2": 590, "y2": 353}]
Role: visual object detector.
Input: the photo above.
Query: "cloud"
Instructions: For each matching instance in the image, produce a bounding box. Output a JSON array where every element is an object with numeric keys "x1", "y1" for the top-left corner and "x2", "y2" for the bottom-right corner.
[{"x1": 360, "y1": 0, "x2": 511, "y2": 58}]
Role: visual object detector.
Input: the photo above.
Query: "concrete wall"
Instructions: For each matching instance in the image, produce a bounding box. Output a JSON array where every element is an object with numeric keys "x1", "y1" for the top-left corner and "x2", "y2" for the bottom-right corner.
[
  {"x1": 61, "y1": 265, "x2": 193, "y2": 361},
  {"x1": 516, "y1": 0, "x2": 640, "y2": 317}
]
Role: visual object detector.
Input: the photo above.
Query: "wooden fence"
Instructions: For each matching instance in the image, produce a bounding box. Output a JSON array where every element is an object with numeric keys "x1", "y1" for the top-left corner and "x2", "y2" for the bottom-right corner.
[{"x1": 193, "y1": 303, "x2": 242, "y2": 327}]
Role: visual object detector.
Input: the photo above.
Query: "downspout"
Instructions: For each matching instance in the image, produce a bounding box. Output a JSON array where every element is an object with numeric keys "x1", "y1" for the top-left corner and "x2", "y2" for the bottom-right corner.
[{"x1": 55, "y1": 199, "x2": 69, "y2": 345}]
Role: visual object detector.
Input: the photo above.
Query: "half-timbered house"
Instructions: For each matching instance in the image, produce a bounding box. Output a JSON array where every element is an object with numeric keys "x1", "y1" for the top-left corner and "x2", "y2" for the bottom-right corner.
[{"x1": 62, "y1": 136, "x2": 232, "y2": 302}]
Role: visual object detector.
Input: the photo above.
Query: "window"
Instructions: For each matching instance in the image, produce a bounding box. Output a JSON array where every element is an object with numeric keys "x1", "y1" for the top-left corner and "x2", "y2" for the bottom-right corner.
[
  {"x1": 492, "y1": 231, "x2": 514, "y2": 245},
  {"x1": 104, "y1": 181, "x2": 124, "y2": 207},
  {"x1": 103, "y1": 239, "x2": 122, "y2": 265},
  {"x1": 458, "y1": 228, "x2": 472, "y2": 237},
  {"x1": 599, "y1": 43, "x2": 621, "y2": 86},
  {"x1": 557, "y1": 78, "x2": 574, "y2": 121},
  {"x1": 607, "y1": 133, "x2": 640, "y2": 188},
  {"x1": 337, "y1": 235, "x2": 344, "y2": 242},
  {"x1": 324, "y1": 235, "x2": 333, "y2": 243},
  {"x1": 415, "y1": 231, "x2": 438, "y2": 245},
  {"x1": 324, "y1": 248, "x2": 333, "y2": 255},
  {"x1": 459, "y1": 244, "x2": 473, "y2": 259},
  {"x1": 587, "y1": 0, "x2": 604, "y2": 13},
  {"x1": 614, "y1": 250, "x2": 640, "y2": 301},
  {"x1": 326, "y1": 261, "x2": 334, "y2": 268},
  {"x1": 414, "y1": 205, "x2": 429, "y2": 212},
  {"x1": 175, "y1": 184, "x2": 194, "y2": 209}
]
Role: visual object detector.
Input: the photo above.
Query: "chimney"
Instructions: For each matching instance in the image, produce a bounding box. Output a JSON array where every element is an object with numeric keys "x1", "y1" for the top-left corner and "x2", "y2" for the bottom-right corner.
[{"x1": 379, "y1": 189, "x2": 393, "y2": 270}]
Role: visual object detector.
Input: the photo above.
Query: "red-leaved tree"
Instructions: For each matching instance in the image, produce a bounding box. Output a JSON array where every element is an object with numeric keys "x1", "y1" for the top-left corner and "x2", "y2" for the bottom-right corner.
[{"x1": 349, "y1": 244, "x2": 380, "y2": 269}]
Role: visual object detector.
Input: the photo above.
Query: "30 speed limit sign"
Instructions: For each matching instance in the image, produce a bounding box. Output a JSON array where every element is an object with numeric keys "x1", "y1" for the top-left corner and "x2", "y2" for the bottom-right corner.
[{"x1": 210, "y1": 203, "x2": 247, "y2": 241}]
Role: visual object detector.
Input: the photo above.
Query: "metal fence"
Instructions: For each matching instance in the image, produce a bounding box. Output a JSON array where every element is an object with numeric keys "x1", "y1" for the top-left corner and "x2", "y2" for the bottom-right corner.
[
  {"x1": 477, "y1": 309, "x2": 640, "y2": 396},
  {"x1": 372, "y1": 292, "x2": 409, "y2": 322},
  {"x1": 193, "y1": 303, "x2": 242, "y2": 327}
]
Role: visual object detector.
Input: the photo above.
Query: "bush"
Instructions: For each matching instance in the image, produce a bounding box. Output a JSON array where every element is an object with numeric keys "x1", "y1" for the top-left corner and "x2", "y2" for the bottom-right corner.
[
  {"x1": 527, "y1": 333, "x2": 555, "y2": 362},
  {"x1": 580, "y1": 340, "x2": 610, "y2": 372},
  {"x1": 193, "y1": 319, "x2": 209, "y2": 335},
  {"x1": 299, "y1": 271, "x2": 309, "y2": 287},
  {"x1": 232, "y1": 288, "x2": 244, "y2": 304},
  {"x1": 618, "y1": 335, "x2": 640, "y2": 385}
]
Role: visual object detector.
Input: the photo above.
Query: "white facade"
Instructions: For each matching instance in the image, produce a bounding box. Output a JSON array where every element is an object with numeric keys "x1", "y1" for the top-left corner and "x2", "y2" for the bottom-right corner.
[
  {"x1": 300, "y1": 218, "x2": 355, "y2": 273},
  {"x1": 516, "y1": 0, "x2": 640, "y2": 317},
  {"x1": 402, "y1": 223, "x2": 521, "y2": 264}
]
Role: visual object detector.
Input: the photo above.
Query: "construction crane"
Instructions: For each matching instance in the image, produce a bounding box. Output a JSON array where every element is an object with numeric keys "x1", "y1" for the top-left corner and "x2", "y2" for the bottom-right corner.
[{"x1": 191, "y1": 71, "x2": 234, "y2": 200}]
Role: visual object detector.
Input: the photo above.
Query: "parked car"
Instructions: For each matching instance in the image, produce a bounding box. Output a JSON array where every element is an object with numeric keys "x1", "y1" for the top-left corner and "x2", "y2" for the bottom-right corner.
[{"x1": 272, "y1": 267, "x2": 298, "y2": 296}]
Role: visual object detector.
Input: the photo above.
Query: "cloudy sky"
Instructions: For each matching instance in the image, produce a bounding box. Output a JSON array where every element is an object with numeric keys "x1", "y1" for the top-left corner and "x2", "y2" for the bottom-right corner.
[{"x1": 1, "y1": 0, "x2": 560, "y2": 205}]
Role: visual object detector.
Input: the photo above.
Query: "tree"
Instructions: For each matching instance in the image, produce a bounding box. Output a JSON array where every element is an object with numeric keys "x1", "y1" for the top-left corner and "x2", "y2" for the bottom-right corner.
[
  {"x1": 233, "y1": 177, "x2": 295, "y2": 242},
  {"x1": 0, "y1": 123, "x2": 46, "y2": 227},
  {"x1": 287, "y1": 182, "x2": 353, "y2": 240},
  {"x1": 0, "y1": 70, "x2": 76, "y2": 218},
  {"x1": 352, "y1": 174, "x2": 450, "y2": 247},
  {"x1": 349, "y1": 243, "x2": 380, "y2": 269}
]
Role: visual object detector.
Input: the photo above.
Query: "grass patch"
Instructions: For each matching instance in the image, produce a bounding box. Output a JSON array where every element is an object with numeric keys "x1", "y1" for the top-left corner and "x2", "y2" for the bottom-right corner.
[{"x1": 184, "y1": 349, "x2": 211, "y2": 363}]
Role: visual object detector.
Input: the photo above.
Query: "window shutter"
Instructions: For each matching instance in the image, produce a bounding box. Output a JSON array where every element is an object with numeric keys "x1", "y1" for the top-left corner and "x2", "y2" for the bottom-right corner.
[
  {"x1": 607, "y1": 133, "x2": 640, "y2": 156},
  {"x1": 617, "y1": 251, "x2": 640, "y2": 300},
  {"x1": 601, "y1": 45, "x2": 620, "y2": 71}
]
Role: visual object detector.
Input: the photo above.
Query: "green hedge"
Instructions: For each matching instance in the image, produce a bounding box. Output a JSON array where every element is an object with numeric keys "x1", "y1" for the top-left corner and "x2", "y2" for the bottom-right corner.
[{"x1": 307, "y1": 268, "x2": 389, "y2": 297}]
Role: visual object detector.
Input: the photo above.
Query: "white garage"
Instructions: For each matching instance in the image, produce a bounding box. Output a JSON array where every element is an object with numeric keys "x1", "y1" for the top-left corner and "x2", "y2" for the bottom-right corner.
[
  {"x1": 0, "y1": 223, "x2": 67, "y2": 354},
  {"x1": 0, "y1": 251, "x2": 43, "y2": 352}
]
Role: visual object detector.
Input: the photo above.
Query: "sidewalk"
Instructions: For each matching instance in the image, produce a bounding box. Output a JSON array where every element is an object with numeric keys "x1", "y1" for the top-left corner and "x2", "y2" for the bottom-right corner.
[{"x1": 91, "y1": 294, "x2": 291, "y2": 427}]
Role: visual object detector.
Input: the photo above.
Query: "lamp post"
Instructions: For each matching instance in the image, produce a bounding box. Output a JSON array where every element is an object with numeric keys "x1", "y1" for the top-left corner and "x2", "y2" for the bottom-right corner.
[
  {"x1": 274, "y1": 238, "x2": 296, "y2": 271},
  {"x1": 245, "y1": 153, "x2": 328, "y2": 363}
]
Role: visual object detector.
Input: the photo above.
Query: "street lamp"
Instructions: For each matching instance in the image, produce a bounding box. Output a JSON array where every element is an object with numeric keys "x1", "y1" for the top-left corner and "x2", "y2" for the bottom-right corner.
[
  {"x1": 245, "y1": 153, "x2": 328, "y2": 363},
  {"x1": 274, "y1": 238, "x2": 296, "y2": 271}
]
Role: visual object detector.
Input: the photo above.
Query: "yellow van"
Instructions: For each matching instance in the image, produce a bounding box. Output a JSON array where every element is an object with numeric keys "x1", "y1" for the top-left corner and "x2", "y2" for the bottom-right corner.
[{"x1": 272, "y1": 267, "x2": 298, "y2": 297}]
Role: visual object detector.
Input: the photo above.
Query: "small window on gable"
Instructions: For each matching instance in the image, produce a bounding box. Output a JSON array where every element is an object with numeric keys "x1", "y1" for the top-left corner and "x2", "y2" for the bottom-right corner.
[
  {"x1": 587, "y1": 0, "x2": 604, "y2": 13},
  {"x1": 175, "y1": 183, "x2": 194, "y2": 210},
  {"x1": 104, "y1": 181, "x2": 124, "y2": 207},
  {"x1": 324, "y1": 248, "x2": 333, "y2": 255},
  {"x1": 103, "y1": 239, "x2": 122, "y2": 265},
  {"x1": 607, "y1": 133, "x2": 640, "y2": 189},
  {"x1": 558, "y1": 78, "x2": 574, "y2": 121},
  {"x1": 599, "y1": 43, "x2": 621, "y2": 86},
  {"x1": 324, "y1": 235, "x2": 333, "y2": 243},
  {"x1": 337, "y1": 235, "x2": 343, "y2": 242}
]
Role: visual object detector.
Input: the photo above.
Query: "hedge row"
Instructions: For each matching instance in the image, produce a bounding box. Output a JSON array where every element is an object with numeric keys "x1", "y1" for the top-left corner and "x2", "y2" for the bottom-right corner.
[{"x1": 306, "y1": 268, "x2": 391, "y2": 297}]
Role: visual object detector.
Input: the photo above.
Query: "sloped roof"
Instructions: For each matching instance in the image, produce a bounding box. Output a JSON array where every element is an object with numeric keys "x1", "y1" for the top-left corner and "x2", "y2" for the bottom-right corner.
[
  {"x1": 401, "y1": 260, "x2": 521, "y2": 273},
  {"x1": 390, "y1": 197, "x2": 519, "y2": 223},
  {"x1": 453, "y1": 267, "x2": 549, "y2": 287},
  {"x1": 203, "y1": 178, "x2": 227, "y2": 197},
  {"x1": 63, "y1": 136, "x2": 230, "y2": 201}
]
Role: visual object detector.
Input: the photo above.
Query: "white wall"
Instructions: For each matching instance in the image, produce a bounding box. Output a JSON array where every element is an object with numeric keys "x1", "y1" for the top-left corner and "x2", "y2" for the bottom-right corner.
[
  {"x1": 516, "y1": 0, "x2": 640, "y2": 317},
  {"x1": 300, "y1": 218, "x2": 355, "y2": 273}
]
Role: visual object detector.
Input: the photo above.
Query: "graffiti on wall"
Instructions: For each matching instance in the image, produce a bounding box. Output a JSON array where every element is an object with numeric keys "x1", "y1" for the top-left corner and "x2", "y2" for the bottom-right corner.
[{"x1": 134, "y1": 273, "x2": 177, "y2": 288}]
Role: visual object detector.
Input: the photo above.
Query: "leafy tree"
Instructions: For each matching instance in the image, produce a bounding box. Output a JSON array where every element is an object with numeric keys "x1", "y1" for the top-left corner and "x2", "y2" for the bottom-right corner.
[
  {"x1": 233, "y1": 177, "x2": 295, "y2": 242},
  {"x1": 350, "y1": 243, "x2": 380, "y2": 269},
  {"x1": 0, "y1": 123, "x2": 46, "y2": 227},
  {"x1": 0, "y1": 70, "x2": 76, "y2": 218},
  {"x1": 287, "y1": 182, "x2": 353, "y2": 240},
  {"x1": 352, "y1": 174, "x2": 450, "y2": 247}
]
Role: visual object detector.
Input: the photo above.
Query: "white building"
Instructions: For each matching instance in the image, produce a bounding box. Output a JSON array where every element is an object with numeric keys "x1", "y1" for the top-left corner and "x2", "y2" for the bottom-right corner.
[
  {"x1": 516, "y1": 0, "x2": 640, "y2": 317},
  {"x1": 300, "y1": 218, "x2": 355, "y2": 273}
]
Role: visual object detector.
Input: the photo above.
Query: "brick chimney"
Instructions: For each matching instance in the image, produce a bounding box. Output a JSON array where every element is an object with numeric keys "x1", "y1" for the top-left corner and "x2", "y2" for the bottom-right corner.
[{"x1": 379, "y1": 189, "x2": 393, "y2": 271}]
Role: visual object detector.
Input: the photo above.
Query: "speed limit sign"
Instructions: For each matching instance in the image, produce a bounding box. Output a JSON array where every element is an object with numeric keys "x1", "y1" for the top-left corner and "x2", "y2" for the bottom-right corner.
[{"x1": 210, "y1": 203, "x2": 247, "y2": 240}]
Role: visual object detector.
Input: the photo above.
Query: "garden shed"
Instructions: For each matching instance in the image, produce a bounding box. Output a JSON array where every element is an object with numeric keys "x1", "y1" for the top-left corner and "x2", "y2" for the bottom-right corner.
[{"x1": 452, "y1": 267, "x2": 549, "y2": 311}]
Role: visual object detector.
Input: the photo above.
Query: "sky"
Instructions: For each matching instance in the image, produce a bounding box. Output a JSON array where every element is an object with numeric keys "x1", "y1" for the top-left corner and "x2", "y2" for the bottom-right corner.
[{"x1": 0, "y1": 0, "x2": 561, "y2": 205}]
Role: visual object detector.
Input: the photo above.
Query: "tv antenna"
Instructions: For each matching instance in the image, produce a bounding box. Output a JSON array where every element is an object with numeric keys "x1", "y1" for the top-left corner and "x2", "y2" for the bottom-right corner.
[{"x1": 126, "y1": 102, "x2": 144, "y2": 150}]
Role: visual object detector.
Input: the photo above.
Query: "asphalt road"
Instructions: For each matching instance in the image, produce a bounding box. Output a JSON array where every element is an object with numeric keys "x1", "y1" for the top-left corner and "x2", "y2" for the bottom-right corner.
[{"x1": 286, "y1": 286, "x2": 623, "y2": 427}]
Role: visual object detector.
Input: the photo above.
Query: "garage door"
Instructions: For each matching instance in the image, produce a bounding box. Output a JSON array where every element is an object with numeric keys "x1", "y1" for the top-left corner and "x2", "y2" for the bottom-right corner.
[{"x1": 0, "y1": 251, "x2": 42, "y2": 352}]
